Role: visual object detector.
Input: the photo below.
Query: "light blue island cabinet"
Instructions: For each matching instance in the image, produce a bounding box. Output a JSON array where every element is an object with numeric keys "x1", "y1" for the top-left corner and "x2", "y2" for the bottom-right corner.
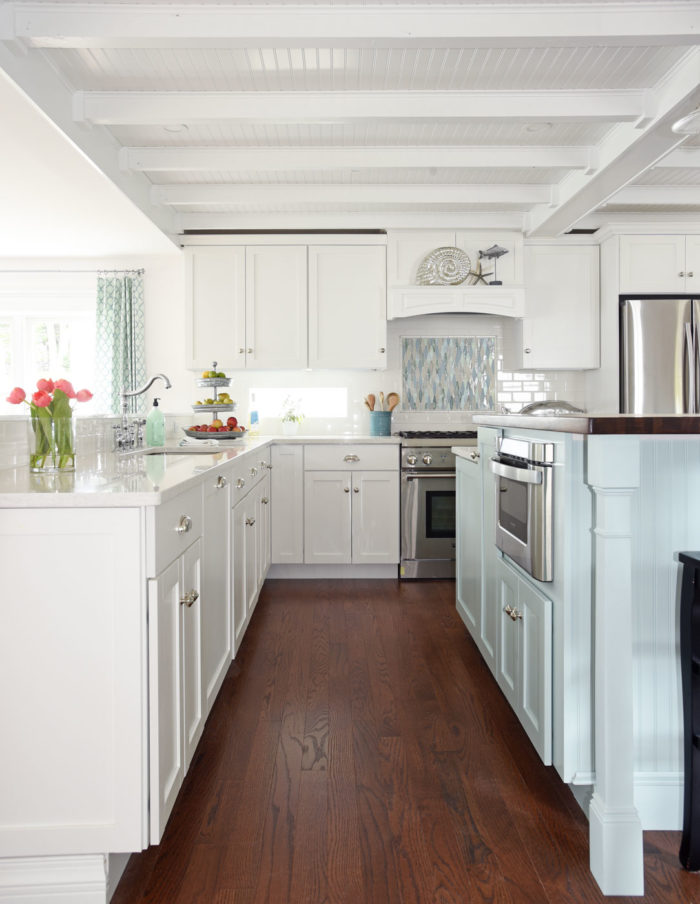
[{"x1": 458, "y1": 413, "x2": 700, "y2": 897}]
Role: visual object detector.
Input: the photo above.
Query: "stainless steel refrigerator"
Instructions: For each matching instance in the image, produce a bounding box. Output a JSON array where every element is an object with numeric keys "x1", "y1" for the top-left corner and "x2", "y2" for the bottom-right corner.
[{"x1": 620, "y1": 295, "x2": 700, "y2": 414}]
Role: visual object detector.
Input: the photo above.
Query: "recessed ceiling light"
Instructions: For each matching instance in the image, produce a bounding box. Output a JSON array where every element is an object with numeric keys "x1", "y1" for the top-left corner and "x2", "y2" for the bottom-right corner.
[
  {"x1": 672, "y1": 109, "x2": 700, "y2": 135},
  {"x1": 163, "y1": 124, "x2": 189, "y2": 134},
  {"x1": 524, "y1": 122, "x2": 553, "y2": 133}
]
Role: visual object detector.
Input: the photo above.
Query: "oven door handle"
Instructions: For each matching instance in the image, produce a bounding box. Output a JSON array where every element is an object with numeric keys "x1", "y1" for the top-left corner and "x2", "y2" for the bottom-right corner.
[
  {"x1": 489, "y1": 458, "x2": 543, "y2": 485},
  {"x1": 403, "y1": 471, "x2": 455, "y2": 480}
]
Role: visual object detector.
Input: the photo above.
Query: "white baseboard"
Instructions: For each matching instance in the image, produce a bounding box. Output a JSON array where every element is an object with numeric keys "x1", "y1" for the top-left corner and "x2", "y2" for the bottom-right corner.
[
  {"x1": 107, "y1": 854, "x2": 131, "y2": 902},
  {"x1": 268, "y1": 563, "x2": 398, "y2": 579},
  {"x1": 634, "y1": 772, "x2": 683, "y2": 830},
  {"x1": 0, "y1": 855, "x2": 107, "y2": 903}
]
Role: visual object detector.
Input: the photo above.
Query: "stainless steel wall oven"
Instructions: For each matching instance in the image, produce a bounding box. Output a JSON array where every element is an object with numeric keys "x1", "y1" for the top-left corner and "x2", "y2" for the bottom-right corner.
[
  {"x1": 490, "y1": 436, "x2": 554, "y2": 582},
  {"x1": 399, "y1": 431, "x2": 477, "y2": 579}
]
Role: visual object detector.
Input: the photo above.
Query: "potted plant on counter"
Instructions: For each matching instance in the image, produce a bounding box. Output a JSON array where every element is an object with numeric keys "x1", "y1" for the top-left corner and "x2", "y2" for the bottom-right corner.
[{"x1": 280, "y1": 396, "x2": 304, "y2": 436}]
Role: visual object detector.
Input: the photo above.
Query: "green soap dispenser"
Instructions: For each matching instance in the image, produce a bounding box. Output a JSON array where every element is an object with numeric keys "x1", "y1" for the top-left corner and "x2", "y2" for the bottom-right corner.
[{"x1": 146, "y1": 397, "x2": 165, "y2": 447}]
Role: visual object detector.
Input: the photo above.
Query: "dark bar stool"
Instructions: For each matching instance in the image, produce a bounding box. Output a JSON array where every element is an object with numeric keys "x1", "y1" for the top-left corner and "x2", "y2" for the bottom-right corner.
[{"x1": 678, "y1": 552, "x2": 700, "y2": 870}]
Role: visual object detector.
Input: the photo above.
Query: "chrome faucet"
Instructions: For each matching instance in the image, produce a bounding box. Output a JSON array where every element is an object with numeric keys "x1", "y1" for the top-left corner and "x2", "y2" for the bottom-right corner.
[
  {"x1": 120, "y1": 373, "x2": 172, "y2": 423},
  {"x1": 115, "y1": 373, "x2": 172, "y2": 451}
]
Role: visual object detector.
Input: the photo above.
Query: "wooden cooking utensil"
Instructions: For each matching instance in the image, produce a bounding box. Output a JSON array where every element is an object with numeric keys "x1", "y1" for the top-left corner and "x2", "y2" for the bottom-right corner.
[
  {"x1": 386, "y1": 392, "x2": 400, "y2": 411},
  {"x1": 366, "y1": 393, "x2": 376, "y2": 411},
  {"x1": 379, "y1": 391, "x2": 385, "y2": 410}
]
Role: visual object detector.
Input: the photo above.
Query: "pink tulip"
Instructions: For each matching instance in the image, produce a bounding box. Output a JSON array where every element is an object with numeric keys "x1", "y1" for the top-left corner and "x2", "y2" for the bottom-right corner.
[
  {"x1": 6, "y1": 386, "x2": 26, "y2": 405},
  {"x1": 32, "y1": 390, "x2": 52, "y2": 407},
  {"x1": 36, "y1": 378, "x2": 55, "y2": 393},
  {"x1": 54, "y1": 379, "x2": 76, "y2": 398},
  {"x1": 76, "y1": 389, "x2": 93, "y2": 403}
]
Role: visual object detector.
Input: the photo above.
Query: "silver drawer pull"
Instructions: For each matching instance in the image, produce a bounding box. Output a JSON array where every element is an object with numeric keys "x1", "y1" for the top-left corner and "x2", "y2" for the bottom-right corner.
[
  {"x1": 236, "y1": 478, "x2": 246, "y2": 489},
  {"x1": 250, "y1": 467, "x2": 258, "y2": 477},
  {"x1": 175, "y1": 514, "x2": 192, "y2": 534},
  {"x1": 245, "y1": 517, "x2": 256, "y2": 526},
  {"x1": 216, "y1": 475, "x2": 227, "y2": 489},
  {"x1": 180, "y1": 589, "x2": 199, "y2": 607},
  {"x1": 344, "y1": 454, "x2": 360, "y2": 462},
  {"x1": 261, "y1": 497, "x2": 269, "y2": 504}
]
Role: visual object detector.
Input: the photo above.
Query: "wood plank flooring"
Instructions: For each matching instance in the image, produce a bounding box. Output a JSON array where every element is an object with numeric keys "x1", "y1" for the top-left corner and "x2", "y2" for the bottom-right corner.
[{"x1": 113, "y1": 579, "x2": 700, "y2": 904}]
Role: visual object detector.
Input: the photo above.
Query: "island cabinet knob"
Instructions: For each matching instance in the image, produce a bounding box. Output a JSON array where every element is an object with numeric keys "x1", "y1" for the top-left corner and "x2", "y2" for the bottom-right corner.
[
  {"x1": 236, "y1": 478, "x2": 246, "y2": 489},
  {"x1": 239, "y1": 348, "x2": 245, "y2": 354},
  {"x1": 250, "y1": 467, "x2": 258, "y2": 477},
  {"x1": 680, "y1": 271, "x2": 686, "y2": 278},
  {"x1": 261, "y1": 497, "x2": 269, "y2": 505},
  {"x1": 353, "y1": 486, "x2": 359, "y2": 493},
  {"x1": 180, "y1": 589, "x2": 199, "y2": 608},
  {"x1": 215, "y1": 475, "x2": 227, "y2": 489},
  {"x1": 344, "y1": 486, "x2": 350, "y2": 493},
  {"x1": 689, "y1": 272, "x2": 695, "y2": 278},
  {"x1": 524, "y1": 347, "x2": 532, "y2": 354},
  {"x1": 245, "y1": 517, "x2": 256, "y2": 527},
  {"x1": 379, "y1": 347, "x2": 386, "y2": 353},
  {"x1": 175, "y1": 514, "x2": 193, "y2": 534}
]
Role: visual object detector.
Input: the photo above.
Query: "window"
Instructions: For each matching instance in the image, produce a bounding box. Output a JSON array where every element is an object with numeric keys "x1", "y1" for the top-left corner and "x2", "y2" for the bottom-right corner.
[
  {"x1": 0, "y1": 272, "x2": 96, "y2": 414},
  {"x1": 252, "y1": 386, "x2": 348, "y2": 420}
]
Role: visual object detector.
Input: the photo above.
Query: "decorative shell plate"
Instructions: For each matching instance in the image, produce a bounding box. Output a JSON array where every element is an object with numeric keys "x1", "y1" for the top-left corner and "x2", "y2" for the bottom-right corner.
[{"x1": 416, "y1": 246, "x2": 471, "y2": 286}]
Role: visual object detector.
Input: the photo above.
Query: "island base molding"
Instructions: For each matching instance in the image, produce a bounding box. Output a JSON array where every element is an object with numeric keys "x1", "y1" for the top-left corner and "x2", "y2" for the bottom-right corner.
[
  {"x1": 0, "y1": 855, "x2": 114, "y2": 904},
  {"x1": 589, "y1": 796, "x2": 644, "y2": 897},
  {"x1": 268, "y1": 563, "x2": 397, "y2": 579}
]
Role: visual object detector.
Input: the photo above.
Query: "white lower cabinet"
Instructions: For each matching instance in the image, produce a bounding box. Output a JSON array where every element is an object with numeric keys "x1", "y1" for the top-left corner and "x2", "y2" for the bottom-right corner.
[
  {"x1": 271, "y1": 444, "x2": 304, "y2": 563},
  {"x1": 496, "y1": 557, "x2": 552, "y2": 765},
  {"x1": 148, "y1": 537, "x2": 204, "y2": 843},
  {"x1": 201, "y1": 469, "x2": 233, "y2": 714},
  {"x1": 232, "y1": 458, "x2": 271, "y2": 655}
]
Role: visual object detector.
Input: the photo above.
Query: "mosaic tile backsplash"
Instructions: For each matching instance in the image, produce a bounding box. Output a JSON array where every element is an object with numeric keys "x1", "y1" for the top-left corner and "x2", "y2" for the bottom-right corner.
[{"x1": 402, "y1": 337, "x2": 496, "y2": 410}]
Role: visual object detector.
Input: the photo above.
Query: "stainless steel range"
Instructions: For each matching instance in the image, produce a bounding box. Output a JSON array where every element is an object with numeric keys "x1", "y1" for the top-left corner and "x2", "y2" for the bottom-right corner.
[{"x1": 398, "y1": 430, "x2": 477, "y2": 579}]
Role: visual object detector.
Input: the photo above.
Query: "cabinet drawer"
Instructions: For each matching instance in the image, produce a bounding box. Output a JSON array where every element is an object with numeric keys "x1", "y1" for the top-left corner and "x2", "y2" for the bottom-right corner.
[
  {"x1": 148, "y1": 484, "x2": 203, "y2": 575},
  {"x1": 304, "y1": 443, "x2": 398, "y2": 471}
]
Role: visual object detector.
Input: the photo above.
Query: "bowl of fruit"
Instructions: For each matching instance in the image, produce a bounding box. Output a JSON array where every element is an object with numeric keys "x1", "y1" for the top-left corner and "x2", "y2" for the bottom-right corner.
[
  {"x1": 196, "y1": 368, "x2": 231, "y2": 388},
  {"x1": 184, "y1": 416, "x2": 247, "y2": 440}
]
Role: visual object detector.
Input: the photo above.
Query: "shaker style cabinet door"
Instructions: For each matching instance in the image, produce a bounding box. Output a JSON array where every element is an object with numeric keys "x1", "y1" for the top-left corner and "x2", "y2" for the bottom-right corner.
[
  {"x1": 351, "y1": 470, "x2": 400, "y2": 564},
  {"x1": 271, "y1": 444, "x2": 304, "y2": 564},
  {"x1": 308, "y1": 245, "x2": 387, "y2": 369},
  {"x1": 619, "y1": 235, "x2": 686, "y2": 294},
  {"x1": 245, "y1": 245, "x2": 308, "y2": 369},
  {"x1": 202, "y1": 470, "x2": 232, "y2": 715},
  {"x1": 304, "y1": 471, "x2": 352, "y2": 564},
  {"x1": 456, "y1": 456, "x2": 482, "y2": 638},
  {"x1": 185, "y1": 246, "x2": 246, "y2": 371}
]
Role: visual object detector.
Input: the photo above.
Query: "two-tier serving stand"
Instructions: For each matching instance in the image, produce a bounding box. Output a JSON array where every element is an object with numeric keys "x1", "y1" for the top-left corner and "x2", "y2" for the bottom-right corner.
[{"x1": 186, "y1": 361, "x2": 241, "y2": 438}]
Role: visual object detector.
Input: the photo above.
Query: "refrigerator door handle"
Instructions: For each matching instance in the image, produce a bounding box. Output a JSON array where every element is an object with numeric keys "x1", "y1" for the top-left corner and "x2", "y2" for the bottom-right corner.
[{"x1": 686, "y1": 323, "x2": 696, "y2": 413}]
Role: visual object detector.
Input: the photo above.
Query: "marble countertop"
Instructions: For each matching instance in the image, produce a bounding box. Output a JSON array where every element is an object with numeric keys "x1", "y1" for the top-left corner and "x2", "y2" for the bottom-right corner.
[
  {"x1": 473, "y1": 413, "x2": 700, "y2": 435},
  {"x1": 0, "y1": 433, "x2": 401, "y2": 508}
]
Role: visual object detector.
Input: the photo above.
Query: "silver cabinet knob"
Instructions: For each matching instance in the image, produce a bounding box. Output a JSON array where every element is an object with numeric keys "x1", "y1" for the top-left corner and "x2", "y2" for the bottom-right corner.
[
  {"x1": 680, "y1": 271, "x2": 686, "y2": 278},
  {"x1": 239, "y1": 348, "x2": 245, "y2": 354},
  {"x1": 175, "y1": 514, "x2": 192, "y2": 534},
  {"x1": 247, "y1": 348, "x2": 253, "y2": 354},
  {"x1": 468, "y1": 450, "x2": 480, "y2": 462},
  {"x1": 261, "y1": 497, "x2": 269, "y2": 505},
  {"x1": 180, "y1": 589, "x2": 199, "y2": 607},
  {"x1": 260, "y1": 460, "x2": 269, "y2": 469},
  {"x1": 245, "y1": 517, "x2": 256, "y2": 526},
  {"x1": 689, "y1": 272, "x2": 695, "y2": 278},
  {"x1": 379, "y1": 347, "x2": 385, "y2": 353},
  {"x1": 250, "y1": 467, "x2": 258, "y2": 477},
  {"x1": 236, "y1": 478, "x2": 246, "y2": 489},
  {"x1": 215, "y1": 475, "x2": 227, "y2": 489},
  {"x1": 353, "y1": 486, "x2": 359, "y2": 493},
  {"x1": 344, "y1": 486, "x2": 350, "y2": 493},
  {"x1": 524, "y1": 347, "x2": 532, "y2": 354}
]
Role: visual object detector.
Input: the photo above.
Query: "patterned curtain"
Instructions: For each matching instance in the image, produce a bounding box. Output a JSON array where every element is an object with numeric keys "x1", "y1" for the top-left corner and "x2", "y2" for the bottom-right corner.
[{"x1": 95, "y1": 270, "x2": 146, "y2": 415}]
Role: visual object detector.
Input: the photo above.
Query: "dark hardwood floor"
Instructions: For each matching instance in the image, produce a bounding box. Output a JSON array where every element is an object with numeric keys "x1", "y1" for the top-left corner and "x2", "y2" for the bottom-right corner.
[{"x1": 113, "y1": 579, "x2": 699, "y2": 903}]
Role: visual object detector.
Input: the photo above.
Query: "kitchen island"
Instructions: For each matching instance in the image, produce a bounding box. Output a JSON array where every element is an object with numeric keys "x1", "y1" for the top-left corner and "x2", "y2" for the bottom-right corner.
[
  {"x1": 0, "y1": 433, "x2": 400, "y2": 903},
  {"x1": 466, "y1": 413, "x2": 700, "y2": 896}
]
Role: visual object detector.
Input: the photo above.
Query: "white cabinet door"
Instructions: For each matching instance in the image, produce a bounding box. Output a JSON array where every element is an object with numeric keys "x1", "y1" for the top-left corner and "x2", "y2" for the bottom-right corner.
[
  {"x1": 271, "y1": 444, "x2": 304, "y2": 564},
  {"x1": 522, "y1": 244, "x2": 599, "y2": 369},
  {"x1": 685, "y1": 235, "x2": 700, "y2": 291},
  {"x1": 455, "y1": 455, "x2": 481, "y2": 636},
  {"x1": 304, "y1": 470, "x2": 352, "y2": 564},
  {"x1": 232, "y1": 493, "x2": 253, "y2": 654},
  {"x1": 478, "y1": 431, "x2": 499, "y2": 675},
  {"x1": 185, "y1": 246, "x2": 245, "y2": 371},
  {"x1": 619, "y1": 235, "x2": 686, "y2": 294},
  {"x1": 497, "y1": 562, "x2": 519, "y2": 711},
  {"x1": 351, "y1": 470, "x2": 399, "y2": 564},
  {"x1": 255, "y1": 474, "x2": 272, "y2": 594},
  {"x1": 181, "y1": 539, "x2": 204, "y2": 770},
  {"x1": 308, "y1": 245, "x2": 387, "y2": 369},
  {"x1": 517, "y1": 576, "x2": 552, "y2": 764},
  {"x1": 245, "y1": 245, "x2": 308, "y2": 369},
  {"x1": 201, "y1": 471, "x2": 232, "y2": 715}
]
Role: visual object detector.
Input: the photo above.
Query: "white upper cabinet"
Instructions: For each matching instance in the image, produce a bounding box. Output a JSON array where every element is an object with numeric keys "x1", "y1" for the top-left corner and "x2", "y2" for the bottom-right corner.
[
  {"x1": 619, "y1": 234, "x2": 700, "y2": 294},
  {"x1": 185, "y1": 237, "x2": 387, "y2": 370},
  {"x1": 520, "y1": 243, "x2": 600, "y2": 370},
  {"x1": 185, "y1": 246, "x2": 245, "y2": 371},
  {"x1": 246, "y1": 245, "x2": 308, "y2": 369},
  {"x1": 308, "y1": 244, "x2": 386, "y2": 369}
]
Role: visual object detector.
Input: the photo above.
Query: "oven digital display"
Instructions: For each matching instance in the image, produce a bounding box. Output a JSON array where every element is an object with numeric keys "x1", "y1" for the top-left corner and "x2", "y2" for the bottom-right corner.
[
  {"x1": 498, "y1": 478, "x2": 528, "y2": 544},
  {"x1": 426, "y1": 490, "x2": 455, "y2": 539}
]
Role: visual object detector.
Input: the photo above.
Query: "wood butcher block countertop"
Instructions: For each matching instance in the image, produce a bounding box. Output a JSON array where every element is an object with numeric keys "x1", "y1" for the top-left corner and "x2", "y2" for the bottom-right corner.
[{"x1": 472, "y1": 413, "x2": 700, "y2": 435}]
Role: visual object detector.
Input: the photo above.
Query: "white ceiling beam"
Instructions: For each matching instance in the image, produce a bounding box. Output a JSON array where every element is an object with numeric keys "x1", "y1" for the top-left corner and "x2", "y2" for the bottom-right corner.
[
  {"x1": 153, "y1": 183, "x2": 552, "y2": 207},
  {"x1": 176, "y1": 211, "x2": 527, "y2": 233},
  {"x1": 75, "y1": 89, "x2": 643, "y2": 126},
  {"x1": 5, "y1": 2, "x2": 700, "y2": 49},
  {"x1": 120, "y1": 145, "x2": 590, "y2": 173},
  {"x1": 526, "y1": 47, "x2": 700, "y2": 235},
  {"x1": 605, "y1": 185, "x2": 700, "y2": 206},
  {"x1": 0, "y1": 40, "x2": 178, "y2": 246},
  {"x1": 654, "y1": 147, "x2": 700, "y2": 167}
]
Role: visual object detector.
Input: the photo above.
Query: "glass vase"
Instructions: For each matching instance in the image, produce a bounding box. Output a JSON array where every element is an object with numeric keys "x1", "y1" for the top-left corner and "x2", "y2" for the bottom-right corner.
[{"x1": 28, "y1": 415, "x2": 76, "y2": 473}]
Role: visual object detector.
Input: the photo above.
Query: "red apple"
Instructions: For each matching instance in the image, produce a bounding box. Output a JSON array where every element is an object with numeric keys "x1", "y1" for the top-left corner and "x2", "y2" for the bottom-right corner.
[
  {"x1": 227, "y1": 416, "x2": 238, "y2": 428},
  {"x1": 207, "y1": 425, "x2": 218, "y2": 432},
  {"x1": 218, "y1": 425, "x2": 229, "y2": 432}
]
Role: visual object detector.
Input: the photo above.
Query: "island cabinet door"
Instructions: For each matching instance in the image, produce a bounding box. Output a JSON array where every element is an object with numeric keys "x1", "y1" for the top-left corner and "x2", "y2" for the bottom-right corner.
[{"x1": 304, "y1": 470, "x2": 352, "y2": 564}]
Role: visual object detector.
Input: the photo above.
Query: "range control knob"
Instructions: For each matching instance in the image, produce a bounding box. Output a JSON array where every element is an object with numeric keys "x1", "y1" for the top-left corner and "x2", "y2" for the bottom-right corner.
[
  {"x1": 422, "y1": 453, "x2": 433, "y2": 465},
  {"x1": 406, "y1": 454, "x2": 418, "y2": 466}
]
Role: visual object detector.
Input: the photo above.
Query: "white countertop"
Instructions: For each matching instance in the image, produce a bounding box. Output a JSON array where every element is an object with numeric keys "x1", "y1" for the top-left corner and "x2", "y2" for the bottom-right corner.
[{"x1": 0, "y1": 433, "x2": 401, "y2": 508}]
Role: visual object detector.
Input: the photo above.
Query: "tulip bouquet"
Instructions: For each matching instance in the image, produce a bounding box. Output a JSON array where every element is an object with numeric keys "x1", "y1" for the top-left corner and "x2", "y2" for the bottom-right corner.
[{"x1": 6, "y1": 378, "x2": 93, "y2": 471}]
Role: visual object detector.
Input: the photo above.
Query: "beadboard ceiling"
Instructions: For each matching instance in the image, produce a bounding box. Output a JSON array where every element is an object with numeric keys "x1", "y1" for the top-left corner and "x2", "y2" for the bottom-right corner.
[{"x1": 2, "y1": 0, "x2": 700, "y2": 245}]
